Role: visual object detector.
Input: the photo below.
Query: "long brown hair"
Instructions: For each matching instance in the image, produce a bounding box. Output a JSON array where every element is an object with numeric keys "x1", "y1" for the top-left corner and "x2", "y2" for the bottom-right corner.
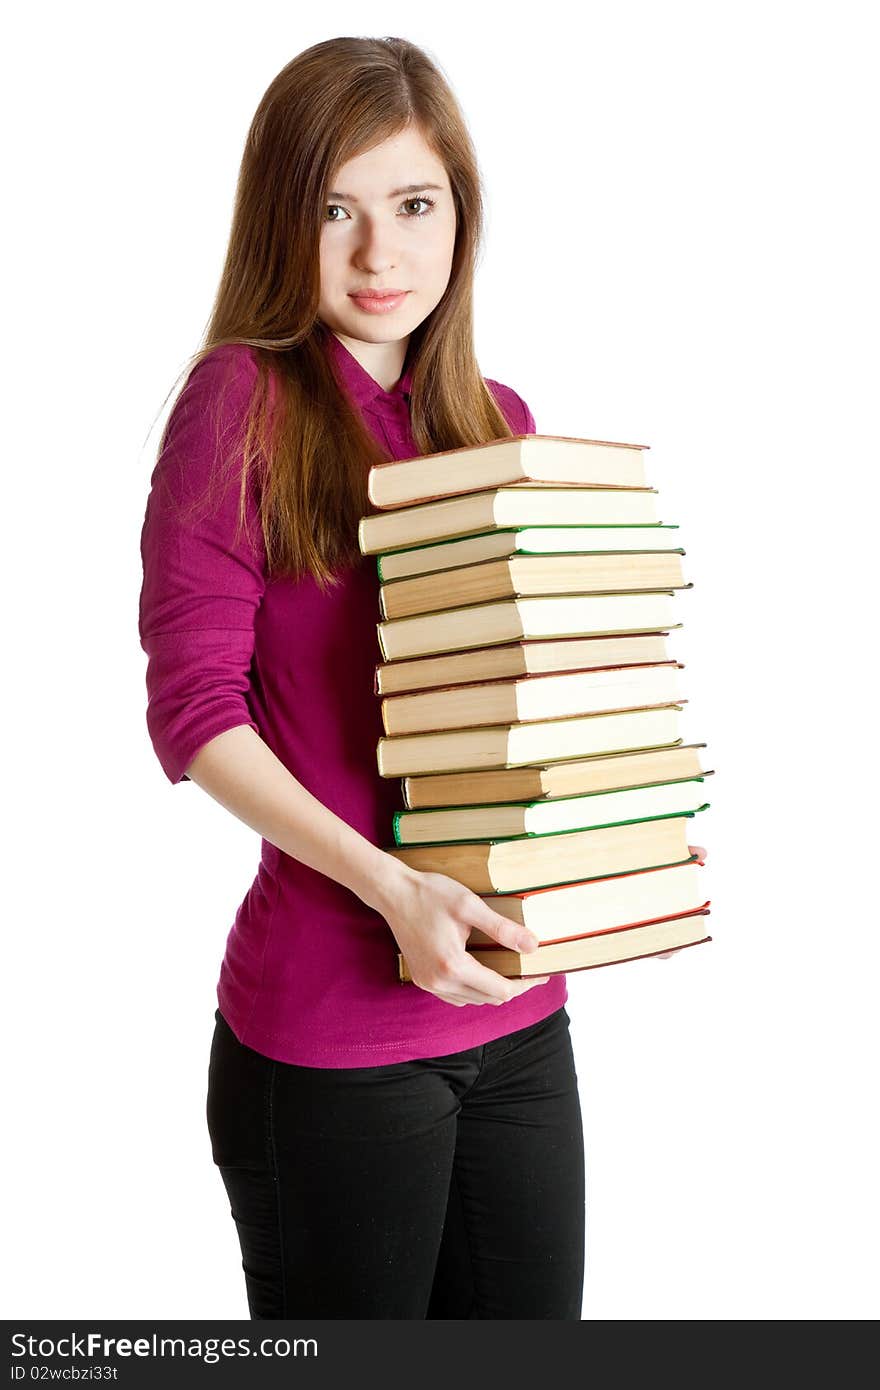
[{"x1": 160, "y1": 36, "x2": 519, "y2": 590}]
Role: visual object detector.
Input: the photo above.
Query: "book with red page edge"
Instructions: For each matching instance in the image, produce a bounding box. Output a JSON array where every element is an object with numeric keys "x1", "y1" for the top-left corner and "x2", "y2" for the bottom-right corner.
[
  {"x1": 378, "y1": 661, "x2": 684, "y2": 710},
  {"x1": 494, "y1": 914, "x2": 712, "y2": 980},
  {"x1": 371, "y1": 632, "x2": 674, "y2": 696},
  {"x1": 470, "y1": 900, "x2": 712, "y2": 950},
  {"x1": 472, "y1": 853, "x2": 708, "y2": 941},
  {"x1": 396, "y1": 910, "x2": 713, "y2": 983}
]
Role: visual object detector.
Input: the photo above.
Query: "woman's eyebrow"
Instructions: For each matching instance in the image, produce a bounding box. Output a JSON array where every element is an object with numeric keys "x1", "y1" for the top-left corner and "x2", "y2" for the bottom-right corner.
[{"x1": 326, "y1": 182, "x2": 444, "y2": 202}]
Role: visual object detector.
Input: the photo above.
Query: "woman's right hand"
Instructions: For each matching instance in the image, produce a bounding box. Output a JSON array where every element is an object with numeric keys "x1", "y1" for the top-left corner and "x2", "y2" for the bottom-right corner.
[{"x1": 380, "y1": 865, "x2": 551, "y2": 1008}]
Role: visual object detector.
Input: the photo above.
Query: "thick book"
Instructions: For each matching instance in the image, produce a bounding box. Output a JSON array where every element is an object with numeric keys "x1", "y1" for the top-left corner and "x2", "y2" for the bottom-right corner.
[
  {"x1": 379, "y1": 551, "x2": 689, "y2": 620},
  {"x1": 368, "y1": 434, "x2": 650, "y2": 509},
  {"x1": 381, "y1": 661, "x2": 685, "y2": 737},
  {"x1": 397, "y1": 910, "x2": 712, "y2": 981},
  {"x1": 392, "y1": 776, "x2": 711, "y2": 845},
  {"x1": 376, "y1": 525, "x2": 683, "y2": 583},
  {"x1": 402, "y1": 742, "x2": 710, "y2": 808},
  {"x1": 385, "y1": 809, "x2": 701, "y2": 893},
  {"x1": 358, "y1": 486, "x2": 660, "y2": 555},
  {"x1": 378, "y1": 591, "x2": 681, "y2": 662},
  {"x1": 374, "y1": 633, "x2": 673, "y2": 697},
  {"x1": 377, "y1": 704, "x2": 685, "y2": 778},
  {"x1": 472, "y1": 858, "x2": 708, "y2": 943}
]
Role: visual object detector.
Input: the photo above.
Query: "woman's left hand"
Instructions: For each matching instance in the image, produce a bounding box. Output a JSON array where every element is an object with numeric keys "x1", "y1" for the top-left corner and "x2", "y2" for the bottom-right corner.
[{"x1": 655, "y1": 845, "x2": 708, "y2": 960}]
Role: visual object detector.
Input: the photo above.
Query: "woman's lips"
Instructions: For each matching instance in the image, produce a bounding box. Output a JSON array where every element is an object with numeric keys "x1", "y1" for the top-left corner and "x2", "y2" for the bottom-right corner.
[{"x1": 348, "y1": 291, "x2": 410, "y2": 314}]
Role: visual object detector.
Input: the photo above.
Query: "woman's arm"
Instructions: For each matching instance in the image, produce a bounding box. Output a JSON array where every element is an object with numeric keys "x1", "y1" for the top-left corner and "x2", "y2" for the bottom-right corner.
[
  {"x1": 186, "y1": 722, "x2": 409, "y2": 912},
  {"x1": 185, "y1": 723, "x2": 548, "y2": 1008},
  {"x1": 139, "y1": 348, "x2": 545, "y2": 1007}
]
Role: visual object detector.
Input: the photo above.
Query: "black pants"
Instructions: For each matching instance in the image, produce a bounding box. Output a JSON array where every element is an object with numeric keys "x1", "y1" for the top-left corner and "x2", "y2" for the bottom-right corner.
[{"x1": 206, "y1": 1004, "x2": 586, "y2": 1319}]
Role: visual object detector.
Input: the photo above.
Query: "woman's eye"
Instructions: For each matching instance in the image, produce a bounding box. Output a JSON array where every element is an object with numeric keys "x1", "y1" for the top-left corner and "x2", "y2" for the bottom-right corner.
[
  {"x1": 324, "y1": 196, "x2": 436, "y2": 222},
  {"x1": 401, "y1": 196, "x2": 436, "y2": 217}
]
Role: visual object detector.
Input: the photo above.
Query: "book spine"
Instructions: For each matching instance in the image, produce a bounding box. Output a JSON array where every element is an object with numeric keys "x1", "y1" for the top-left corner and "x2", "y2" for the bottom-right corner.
[{"x1": 391, "y1": 811, "x2": 402, "y2": 845}]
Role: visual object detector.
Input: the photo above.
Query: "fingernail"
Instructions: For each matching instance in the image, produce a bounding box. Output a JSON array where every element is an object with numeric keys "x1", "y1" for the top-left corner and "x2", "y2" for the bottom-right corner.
[{"x1": 518, "y1": 933, "x2": 538, "y2": 951}]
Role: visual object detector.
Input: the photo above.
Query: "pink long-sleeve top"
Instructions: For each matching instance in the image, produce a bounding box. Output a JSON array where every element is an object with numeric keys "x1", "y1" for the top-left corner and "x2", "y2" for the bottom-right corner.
[{"x1": 138, "y1": 326, "x2": 567, "y2": 1066}]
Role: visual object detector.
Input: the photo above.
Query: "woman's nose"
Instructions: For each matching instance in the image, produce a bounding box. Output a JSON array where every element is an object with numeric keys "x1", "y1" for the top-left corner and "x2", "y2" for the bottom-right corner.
[{"x1": 352, "y1": 219, "x2": 399, "y2": 272}]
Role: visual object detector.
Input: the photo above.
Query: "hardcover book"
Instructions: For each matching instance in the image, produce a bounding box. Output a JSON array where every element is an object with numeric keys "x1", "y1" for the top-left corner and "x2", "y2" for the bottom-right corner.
[{"x1": 368, "y1": 433, "x2": 650, "y2": 509}]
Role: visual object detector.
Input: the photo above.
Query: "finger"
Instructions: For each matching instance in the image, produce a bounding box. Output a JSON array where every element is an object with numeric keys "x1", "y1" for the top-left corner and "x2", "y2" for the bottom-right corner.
[
  {"x1": 457, "y1": 953, "x2": 520, "y2": 1003},
  {"x1": 473, "y1": 897, "x2": 540, "y2": 952},
  {"x1": 441, "y1": 982, "x2": 550, "y2": 1007},
  {"x1": 688, "y1": 844, "x2": 707, "y2": 863},
  {"x1": 440, "y1": 976, "x2": 552, "y2": 1007},
  {"x1": 458, "y1": 953, "x2": 550, "y2": 1004}
]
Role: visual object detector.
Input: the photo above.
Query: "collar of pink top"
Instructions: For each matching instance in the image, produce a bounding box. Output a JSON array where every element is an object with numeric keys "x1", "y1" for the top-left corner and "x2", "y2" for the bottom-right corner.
[{"x1": 320, "y1": 323, "x2": 414, "y2": 419}]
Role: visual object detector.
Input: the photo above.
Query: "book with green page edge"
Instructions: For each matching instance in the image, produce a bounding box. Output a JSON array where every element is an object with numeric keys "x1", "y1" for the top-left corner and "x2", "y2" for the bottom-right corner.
[
  {"x1": 358, "y1": 485, "x2": 661, "y2": 555},
  {"x1": 391, "y1": 802, "x2": 710, "y2": 848},
  {"x1": 375, "y1": 524, "x2": 684, "y2": 581},
  {"x1": 476, "y1": 849, "x2": 703, "y2": 897},
  {"x1": 386, "y1": 813, "x2": 706, "y2": 895},
  {"x1": 391, "y1": 775, "x2": 714, "y2": 845}
]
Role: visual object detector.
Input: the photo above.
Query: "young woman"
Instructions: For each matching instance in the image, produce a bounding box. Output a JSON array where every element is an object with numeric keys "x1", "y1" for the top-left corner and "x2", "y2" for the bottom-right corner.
[{"x1": 139, "y1": 35, "x2": 701, "y2": 1319}]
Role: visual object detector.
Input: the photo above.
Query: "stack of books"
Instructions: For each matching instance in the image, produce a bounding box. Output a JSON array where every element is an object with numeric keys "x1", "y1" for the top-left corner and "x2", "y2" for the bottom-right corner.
[{"x1": 357, "y1": 432, "x2": 713, "y2": 982}]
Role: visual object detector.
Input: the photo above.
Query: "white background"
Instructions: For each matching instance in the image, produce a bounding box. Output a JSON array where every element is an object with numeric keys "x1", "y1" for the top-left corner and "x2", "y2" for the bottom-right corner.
[{"x1": 5, "y1": 0, "x2": 878, "y2": 1320}]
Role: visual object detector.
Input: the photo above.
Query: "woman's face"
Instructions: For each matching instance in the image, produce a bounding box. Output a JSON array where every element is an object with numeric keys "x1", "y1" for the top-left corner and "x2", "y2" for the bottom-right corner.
[{"x1": 318, "y1": 124, "x2": 457, "y2": 350}]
